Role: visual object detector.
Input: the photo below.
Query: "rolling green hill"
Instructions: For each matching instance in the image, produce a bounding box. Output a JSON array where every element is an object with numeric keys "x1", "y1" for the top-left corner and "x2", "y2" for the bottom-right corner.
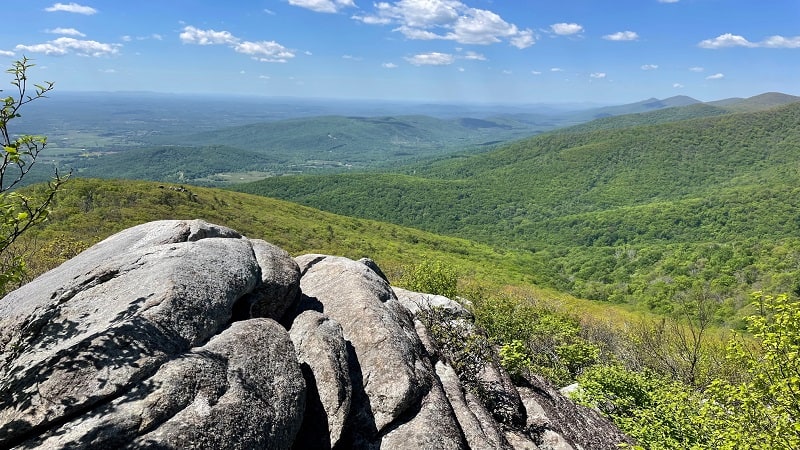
[
  {"x1": 48, "y1": 114, "x2": 546, "y2": 184},
  {"x1": 708, "y1": 91, "x2": 800, "y2": 112},
  {"x1": 17, "y1": 178, "x2": 596, "y2": 310},
  {"x1": 232, "y1": 102, "x2": 800, "y2": 321},
  {"x1": 154, "y1": 114, "x2": 541, "y2": 169}
]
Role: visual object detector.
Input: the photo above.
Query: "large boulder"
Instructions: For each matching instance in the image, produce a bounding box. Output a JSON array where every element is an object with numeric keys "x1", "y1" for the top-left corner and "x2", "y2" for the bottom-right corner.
[
  {"x1": 27, "y1": 319, "x2": 305, "y2": 449},
  {"x1": 294, "y1": 255, "x2": 466, "y2": 448},
  {"x1": 517, "y1": 376, "x2": 634, "y2": 450},
  {"x1": 0, "y1": 220, "x2": 302, "y2": 448}
]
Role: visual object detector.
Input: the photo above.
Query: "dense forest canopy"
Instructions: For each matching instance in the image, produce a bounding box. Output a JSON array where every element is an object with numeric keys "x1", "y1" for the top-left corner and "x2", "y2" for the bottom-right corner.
[{"x1": 233, "y1": 102, "x2": 800, "y2": 323}]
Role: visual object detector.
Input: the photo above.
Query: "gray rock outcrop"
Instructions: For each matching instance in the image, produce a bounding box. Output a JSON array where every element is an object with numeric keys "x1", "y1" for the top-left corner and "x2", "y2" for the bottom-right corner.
[{"x1": 0, "y1": 220, "x2": 631, "y2": 449}]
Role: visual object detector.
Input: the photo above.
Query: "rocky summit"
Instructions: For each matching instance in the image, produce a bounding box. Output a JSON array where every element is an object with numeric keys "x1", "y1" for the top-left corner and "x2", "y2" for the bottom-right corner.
[{"x1": 0, "y1": 220, "x2": 631, "y2": 449}]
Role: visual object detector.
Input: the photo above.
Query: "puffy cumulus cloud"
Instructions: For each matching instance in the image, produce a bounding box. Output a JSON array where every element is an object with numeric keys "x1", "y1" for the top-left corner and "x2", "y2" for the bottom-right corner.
[
  {"x1": 180, "y1": 26, "x2": 294, "y2": 63},
  {"x1": 45, "y1": 2, "x2": 97, "y2": 15},
  {"x1": 448, "y1": 9, "x2": 529, "y2": 46},
  {"x1": 550, "y1": 67, "x2": 564, "y2": 72},
  {"x1": 382, "y1": 62, "x2": 398, "y2": 68},
  {"x1": 405, "y1": 52, "x2": 456, "y2": 66},
  {"x1": 354, "y1": 0, "x2": 534, "y2": 49},
  {"x1": 550, "y1": 23, "x2": 583, "y2": 36},
  {"x1": 698, "y1": 33, "x2": 755, "y2": 49},
  {"x1": 235, "y1": 41, "x2": 295, "y2": 62},
  {"x1": 699, "y1": 33, "x2": 800, "y2": 49},
  {"x1": 0, "y1": 50, "x2": 16, "y2": 57},
  {"x1": 510, "y1": 31, "x2": 535, "y2": 49},
  {"x1": 641, "y1": 64, "x2": 658, "y2": 70},
  {"x1": 706, "y1": 73, "x2": 725, "y2": 80},
  {"x1": 46, "y1": 27, "x2": 85, "y2": 37},
  {"x1": 180, "y1": 26, "x2": 237, "y2": 45},
  {"x1": 367, "y1": 0, "x2": 461, "y2": 29},
  {"x1": 590, "y1": 72, "x2": 606, "y2": 78},
  {"x1": 288, "y1": 0, "x2": 355, "y2": 13},
  {"x1": 16, "y1": 37, "x2": 120, "y2": 57},
  {"x1": 603, "y1": 31, "x2": 638, "y2": 41},
  {"x1": 761, "y1": 35, "x2": 800, "y2": 48},
  {"x1": 673, "y1": 83, "x2": 684, "y2": 88}
]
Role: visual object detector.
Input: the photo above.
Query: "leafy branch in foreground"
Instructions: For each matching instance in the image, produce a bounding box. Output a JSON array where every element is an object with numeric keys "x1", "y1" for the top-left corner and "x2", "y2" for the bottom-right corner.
[{"x1": 0, "y1": 56, "x2": 68, "y2": 293}]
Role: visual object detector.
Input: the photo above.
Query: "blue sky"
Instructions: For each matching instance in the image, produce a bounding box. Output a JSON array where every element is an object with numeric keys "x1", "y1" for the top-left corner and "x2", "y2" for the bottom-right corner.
[{"x1": 3, "y1": 0, "x2": 799, "y2": 104}]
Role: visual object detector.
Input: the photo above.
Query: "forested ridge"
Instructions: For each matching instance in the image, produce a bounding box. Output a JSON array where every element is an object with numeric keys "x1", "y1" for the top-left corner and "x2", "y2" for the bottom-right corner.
[{"x1": 233, "y1": 102, "x2": 800, "y2": 322}]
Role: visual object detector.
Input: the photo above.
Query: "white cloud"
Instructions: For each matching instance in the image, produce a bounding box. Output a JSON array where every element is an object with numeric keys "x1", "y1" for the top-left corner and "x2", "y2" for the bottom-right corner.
[
  {"x1": 180, "y1": 26, "x2": 295, "y2": 63},
  {"x1": 16, "y1": 37, "x2": 120, "y2": 57},
  {"x1": 658, "y1": 0, "x2": 679, "y2": 3},
  {"x1": 264, "y1": 8, "x2": 276, "y2": 15},
  {"x1": 288, "y1": 0, "x2": 355, "y2": 13},
  {"x1": 235, "y1": 41, "x2": 294, "y2": 62},
  {"x1": 259, "y1": 75, "x2": 271, "y2": 79},
  {"x1": 405, "y1": 52, "x2": 455, "y2": 66},
  {"x1": 689, "y1": 66, "x2": 704, "y2": 72},
  {"x1": 45, "y1": 2, "x2": 97, "y2": 15},
  {"x1": 121, "y1": 35, "x2": 132, "y2": 42},
  {"x1": 342, "y1": 54, "x2": 363, "y2": 60},
  {"x1": 180, "y1": 26, "x2": 237, "y2": 45},
  {"x1": 761, "y1": 35, "x2": 800, "y2": 48},
  {"x1": 510, "y1": 30, "x2": 535, "y2": 49},
  {"x1": 46, "y1": 27, "x2": 85, "y2": 37},
  {"x1": 462, "y1": 51, "x2": 486, "y2": 60},
  {"x1": 698, "y1": 33, "x2": 755, "y2": 49},
  {"x1": 706, "y1": 73, "x2": 725, "y2": 80},
  {"x1": 382, "y1": 62, "x2": 398, "y2": 68},
  {"x1": 603, "y1": 31, "x2": 638, "y2": 41},
  {"x1": 550, "y1": 23, "x2": 583, "y2": 36},
  {"x1": 590, "y1": 72, "x2": 606, "y2": 78},
  {"x1": 699, "y1": 33, "x2": 800, "y2": 49},
  {"x1": 641, "y1": 64, "x2": 659, "y2": 70},
  {"x1": 502, "y1": 69, "x2": 512, "y2": 75},
  {"x1": 447, "y1": 9, "x2": 529, "y2": 46},
  {"x1": 100, "y1": 68, "x2": 116, "y2": 73},
  {"x1": 0, "y1": 50, "x2": 16, "y2": 57},
  {"x1": 673, "y1": 83, "x2": 684, "y2": 88},
  {"x1": 396, "y1": 26, "x2": 441, "y2": 40},
  {"x1": 531, "y1": 70, "x2": 542, "y2": 75},
  {"x1": 550, "y1": 67, "x2": 564, "y2": 72},
  {"x1": 353, "y1": 0, "x2": 534, "y2": 48}
]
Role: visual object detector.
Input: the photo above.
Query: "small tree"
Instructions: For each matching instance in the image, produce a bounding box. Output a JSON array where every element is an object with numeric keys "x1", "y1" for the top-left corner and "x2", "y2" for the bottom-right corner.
[
  {"x1": 0, "y1": 57, "x2": 67, "y2": 293},
  {"x1": 399, "y1": 260, "x2": 459, "y2": 299}
]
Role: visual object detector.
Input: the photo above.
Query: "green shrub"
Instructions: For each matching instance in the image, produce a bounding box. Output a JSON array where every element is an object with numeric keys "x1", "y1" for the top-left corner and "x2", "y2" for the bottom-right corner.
[{"x1": 399, "y1": 259, "x2": 458, "y2": 298}]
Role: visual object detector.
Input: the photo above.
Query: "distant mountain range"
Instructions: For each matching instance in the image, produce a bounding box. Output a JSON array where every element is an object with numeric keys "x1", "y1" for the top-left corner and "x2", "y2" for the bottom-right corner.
[{"x1": 24, "y1": 91, "x2": 800, "y2": 187}]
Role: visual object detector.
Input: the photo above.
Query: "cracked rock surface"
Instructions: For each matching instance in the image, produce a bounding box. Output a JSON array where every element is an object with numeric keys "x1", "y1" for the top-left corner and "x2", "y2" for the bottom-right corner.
[{"x1": 0, "y1": 220, "x2": 631, "y2": 449}]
